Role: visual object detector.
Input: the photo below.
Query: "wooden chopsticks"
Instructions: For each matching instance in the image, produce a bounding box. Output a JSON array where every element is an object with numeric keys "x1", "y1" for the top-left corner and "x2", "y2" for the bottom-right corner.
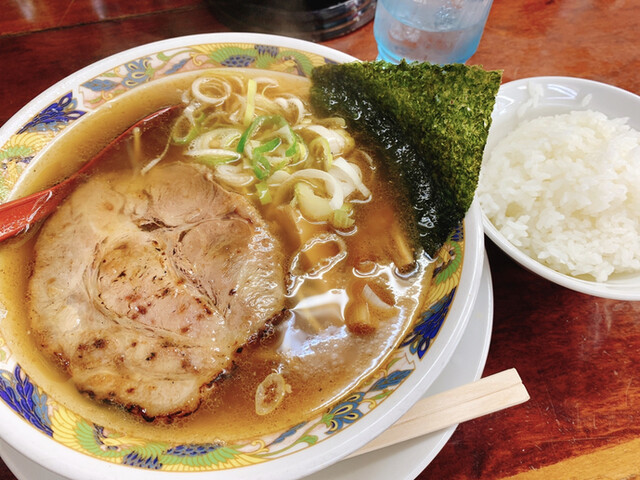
[{"x1": 350, "y1": 368, "x2": 529, "y2": 458}]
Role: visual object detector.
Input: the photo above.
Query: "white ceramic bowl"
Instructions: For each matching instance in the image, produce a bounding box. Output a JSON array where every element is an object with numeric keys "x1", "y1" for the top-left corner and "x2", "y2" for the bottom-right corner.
[
  {"x1": 0, "y1": 33, "x2": 484, "y2": 480},
  {"x1": 480, "y1": 76, "x2": 640, "y2": 301}
]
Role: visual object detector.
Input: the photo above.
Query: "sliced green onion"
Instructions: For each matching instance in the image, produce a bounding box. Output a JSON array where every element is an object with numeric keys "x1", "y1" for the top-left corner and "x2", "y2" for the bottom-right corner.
[
  {"x1": 309, "y1": 136, "x2": 333, "y2": 170},
  {"x1": 252, "y1": 155, "x2": 271, "y2": 180},
  {"x1": 330, "y1": 157, "x2": 371, "y2": 198},
  {"x1": 332, "y1": 204, "x2": 355, "y2": 229},
  {"x1": 188, "y1": 128, "x2": 243, "y2": 155},
  {"x1": 172, "y1": 116, "x2": 200, "y2": 145},
  {"x1": 273, "y1": 159, "x2": 290, "y2": 172},
  {"x1": 294, "y1": 182, "x2": 333, "y2": 222},
  {"x1": 216, "y1": 129, "x2": 242, "y2": 148},
  {"x1": 253, "y1": 137, "x2": 282, "y2": 155},
  {"x1": 214, "y1": 164, "x2": 254, "y2": 188},
  {"x1": 250, "y1": 137, "x2": 282, "y2": 180},
  {"x1": 255, "y1": 181, "x2": 272, "y2": 204},
  {"x1": 237, "y1": 115, "x2": 267, "y2": 153},
  {"x1": 294, "y1": 139, "x2": 308, "y2": 167},
  {"x1": 272, "y1": 169, "x2": 344, "y2": 210},
  {"x1": 285, "y1": 131, "x2": 299, "y2": 157},
  {"x1": 237, "y1": 115, "x2": 290, "y2": 153},
  {"x1": 299, "y1": 124, "x2": 348, "y2": 155},
  {"x1": 195, "y1": 154, "x2": 240, "y2": 167},
  {"x1": 243, "y1": 78, "x2": 257, "y2": 126}
]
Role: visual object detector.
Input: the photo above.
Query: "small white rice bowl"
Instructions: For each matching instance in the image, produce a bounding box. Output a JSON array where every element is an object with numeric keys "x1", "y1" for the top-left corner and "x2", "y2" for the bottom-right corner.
[{"x1": 479, "y1": 77, "x2": 640, "y2": 300}]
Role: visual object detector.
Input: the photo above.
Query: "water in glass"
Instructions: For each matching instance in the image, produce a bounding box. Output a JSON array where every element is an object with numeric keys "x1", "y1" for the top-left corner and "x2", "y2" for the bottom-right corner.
[{"x1": 374, "y1": 0, "x2": 492, "y2": 64}]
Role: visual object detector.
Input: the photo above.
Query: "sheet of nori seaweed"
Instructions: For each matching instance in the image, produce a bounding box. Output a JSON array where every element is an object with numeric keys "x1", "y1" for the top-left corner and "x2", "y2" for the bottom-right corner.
[{"x1": 310, "y1": 61, "x2": 501, "y2": 258}]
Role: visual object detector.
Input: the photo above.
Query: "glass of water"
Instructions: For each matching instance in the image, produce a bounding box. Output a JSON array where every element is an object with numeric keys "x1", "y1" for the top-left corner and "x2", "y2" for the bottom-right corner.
[{"x1": 374, "y1": 0, "x2": 493, "y2": 64}]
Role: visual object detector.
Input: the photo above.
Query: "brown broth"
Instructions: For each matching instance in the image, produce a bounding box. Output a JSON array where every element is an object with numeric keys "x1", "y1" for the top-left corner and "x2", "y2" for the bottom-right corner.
[{"x1": 0, "y1": 69, "x2": 432, "y2": 443}]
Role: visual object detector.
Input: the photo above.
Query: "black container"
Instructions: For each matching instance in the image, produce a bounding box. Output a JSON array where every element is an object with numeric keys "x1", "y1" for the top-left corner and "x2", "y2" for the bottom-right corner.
[{"x1": 207, "y1": 0, "x2": 376, "y2": 41}]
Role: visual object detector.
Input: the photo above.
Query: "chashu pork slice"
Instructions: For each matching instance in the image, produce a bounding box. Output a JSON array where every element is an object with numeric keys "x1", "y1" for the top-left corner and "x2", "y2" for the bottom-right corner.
[{"x1": 28, "y1": 162, "x2": 286, "y2": 420}]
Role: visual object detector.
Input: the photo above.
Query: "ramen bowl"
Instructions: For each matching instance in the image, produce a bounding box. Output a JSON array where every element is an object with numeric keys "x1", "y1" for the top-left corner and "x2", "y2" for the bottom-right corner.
[{"x1": 0, "y1": 33, "x2": 484, "y2": 480}]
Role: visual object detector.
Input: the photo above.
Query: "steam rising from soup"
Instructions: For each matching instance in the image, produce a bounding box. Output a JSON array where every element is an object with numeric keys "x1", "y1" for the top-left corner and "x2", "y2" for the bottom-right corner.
[{"x1": 0, "y1": 69, "x2": 432, "y2": 443}]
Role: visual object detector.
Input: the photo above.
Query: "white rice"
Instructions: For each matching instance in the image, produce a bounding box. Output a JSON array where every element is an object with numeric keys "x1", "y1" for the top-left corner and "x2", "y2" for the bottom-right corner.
[{"x1": 479, "y1": 109, "x2": 640, "y2": 282}]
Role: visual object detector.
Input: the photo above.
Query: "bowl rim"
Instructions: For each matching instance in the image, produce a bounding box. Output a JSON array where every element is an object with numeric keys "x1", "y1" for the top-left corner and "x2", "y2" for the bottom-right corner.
[
  {"x1": 481, "y1": 75, "x2": 640, "y2": 301},
  {"x1": 0, "y1": 32, "x2": 484, "y2": 479}
]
